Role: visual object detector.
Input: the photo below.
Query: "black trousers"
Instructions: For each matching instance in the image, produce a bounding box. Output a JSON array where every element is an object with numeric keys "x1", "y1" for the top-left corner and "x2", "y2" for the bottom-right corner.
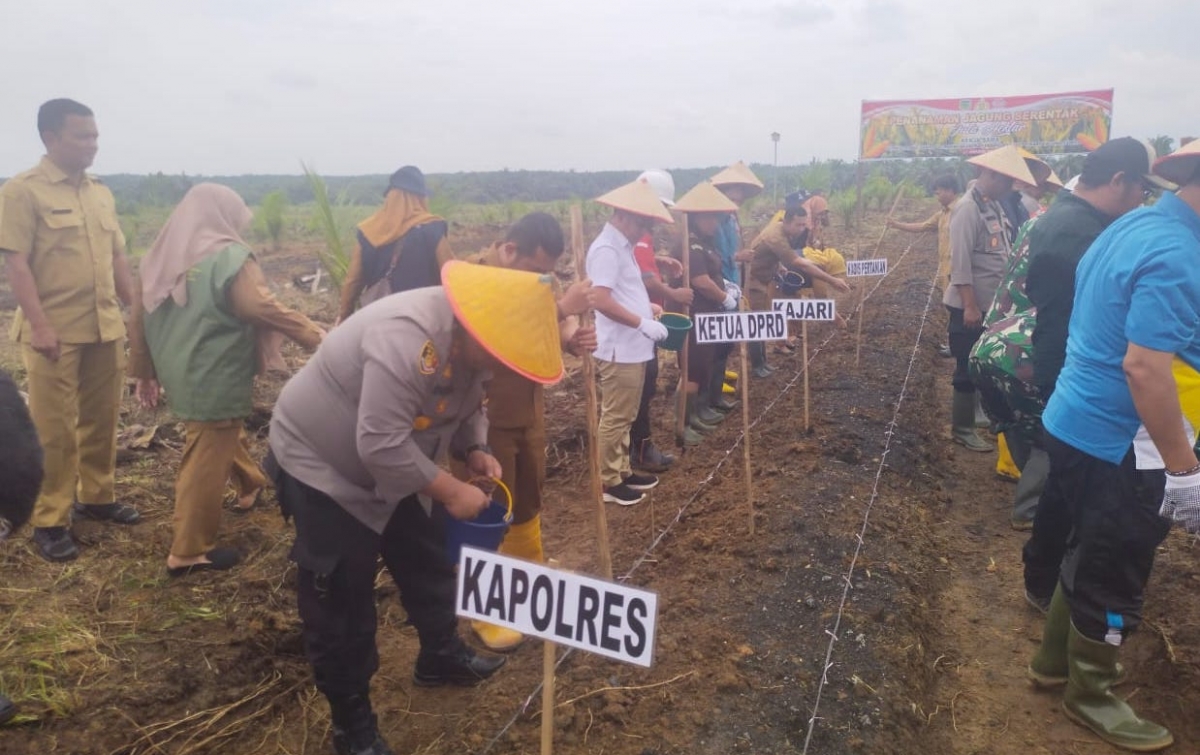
[
  {"x1": 1043, "y1": 432, "x2": 1170, "y2": 642},
  {"x1": 946, "y1": 306, "x2": 984, "y2": 394},
  {"x1": 630, "y1": 350, "x2": 658, "y2": 449},
  {"x1": 273, "y1": 464, "x2": 457, "y2": 699}
]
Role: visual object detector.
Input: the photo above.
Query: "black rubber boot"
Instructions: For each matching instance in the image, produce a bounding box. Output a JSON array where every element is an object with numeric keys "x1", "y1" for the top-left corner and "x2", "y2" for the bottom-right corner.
[{"x1": 329, "y1": 693, "x2": 395, "y2": 755}]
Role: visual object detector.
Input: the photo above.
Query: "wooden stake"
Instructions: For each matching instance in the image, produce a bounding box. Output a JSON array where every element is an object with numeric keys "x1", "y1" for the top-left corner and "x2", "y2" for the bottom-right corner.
[
  {"x1": 570, "y1": 206, "x2": 613, "y2": 581},
  {"x1": 739, "y1": 266, "x2": 754, "y2": 535},
  {"x1": 541, "y1": 558, "x2": 561, "y2": 755},
  {"x1": 854, "y1": 281, "x2": 867, "y2": 370},
  {"x1": 802, "y1": 320, "x2": 811, "y2": 433},
  {"x1": 855, "y1": 181, "x2": 908, "y2": 370},
  {"x1": 675, "y1": 214, "x2": 691, "y2": 449}
]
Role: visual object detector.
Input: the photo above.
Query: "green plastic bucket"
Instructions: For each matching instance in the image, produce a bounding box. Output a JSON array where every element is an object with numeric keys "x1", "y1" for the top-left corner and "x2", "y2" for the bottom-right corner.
[{"x1": 659, "y1": 313, "x2": 693, "y2": 352}]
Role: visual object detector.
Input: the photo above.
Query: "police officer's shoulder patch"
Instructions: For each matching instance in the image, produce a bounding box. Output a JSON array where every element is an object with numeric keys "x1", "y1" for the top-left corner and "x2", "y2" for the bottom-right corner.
[{"x1": 419, "y1": 341, "x2": 438, "y2": 375}]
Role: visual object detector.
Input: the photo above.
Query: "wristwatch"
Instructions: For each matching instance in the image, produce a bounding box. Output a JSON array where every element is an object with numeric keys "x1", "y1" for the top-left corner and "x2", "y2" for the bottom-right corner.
[{"x1": 454, "y1": 443, "x2": 493, "y2": 462}]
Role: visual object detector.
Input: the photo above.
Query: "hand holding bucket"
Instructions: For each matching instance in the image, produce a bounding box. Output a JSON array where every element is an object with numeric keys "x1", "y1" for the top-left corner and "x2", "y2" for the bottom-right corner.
[{"x1": 444, "y1": 477, "x2": 514, "y2": 566}]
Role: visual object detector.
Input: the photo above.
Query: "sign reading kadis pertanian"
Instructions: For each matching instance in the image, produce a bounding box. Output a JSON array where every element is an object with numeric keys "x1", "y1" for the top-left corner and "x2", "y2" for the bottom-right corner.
[
  {"x1": 846, "y1": 258, "x2": 888, "y2": 277},
  {"x1": 456, "y1": 547, "x2": 659, "y2": 667},
  {"x1": 694, "y1": 312, "x2": 788, "y2": 344},
  {"x1": 772, "y1": 299, "x2": 838, "y2": 322},
  {"x1": 860, "y1": 89, "x2": 1113, "y2": 159}
]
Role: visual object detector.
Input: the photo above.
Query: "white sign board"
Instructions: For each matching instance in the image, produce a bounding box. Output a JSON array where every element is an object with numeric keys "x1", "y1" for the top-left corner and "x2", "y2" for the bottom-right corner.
[
  {"x1": 456, "y1": 547, "x2": 659, "y2": 667},
  {"x1": 846, "y1": 258, "x2": 888, "y2": 277},
  {"x1": 693, "y1": 312, "x2": 788, "y2": 344},
  {"x1": 772, "y1": 299, "x2": 838, "y2": 321}
]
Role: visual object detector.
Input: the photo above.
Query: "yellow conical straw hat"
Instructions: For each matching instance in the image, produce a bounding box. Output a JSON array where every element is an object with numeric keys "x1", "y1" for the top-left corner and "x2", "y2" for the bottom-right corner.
[
  {"x1": 967, "y1": 145, "x2": 1038, "y2": 186},
  {"x1": 674, "y1": 180, "x2": 740, "y2": 214},
  {"x1": 595, "y1": 179, "x2": 674, "y2": 223},
  {"x1": 709, "y1": 161, "x2": 764, "y2": 196},
  {"x1": 441, "y1": 261, "x2": 563, "y2": 384},
  {"x1": 1153, "y1": 138, "x2": 1200, "y2": 186}
]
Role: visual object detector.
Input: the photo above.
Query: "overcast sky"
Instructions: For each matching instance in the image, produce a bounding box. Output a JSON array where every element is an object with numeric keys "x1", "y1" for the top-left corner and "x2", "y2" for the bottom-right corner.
[{"x1": 1, "y1": 0, "x2": 1197, "y2": 177}]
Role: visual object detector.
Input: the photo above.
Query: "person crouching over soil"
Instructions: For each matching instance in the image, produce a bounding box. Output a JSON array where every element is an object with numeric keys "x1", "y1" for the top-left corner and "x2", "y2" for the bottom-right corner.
[
  {"x1": 267, "y1": 261, "x2": 565, "y2": 755},
  {"x1": 747, "y1": 203, "x2": 850, "y2": 376},
  {"x1": 0, "y1": 367, "x2": 45, "y2": 724},
  {"x1": 129, "y1": 184, "x2": 325, "y2": 576},
  {"x1": 670, "y1": 181, "x2": 742, "y2": 446}
]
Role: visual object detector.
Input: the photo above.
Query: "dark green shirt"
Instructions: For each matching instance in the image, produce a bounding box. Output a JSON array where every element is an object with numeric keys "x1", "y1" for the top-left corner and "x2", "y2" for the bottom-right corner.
[{"x1": 1025, "y1": 192, "x2": 1115, "y2": 394}]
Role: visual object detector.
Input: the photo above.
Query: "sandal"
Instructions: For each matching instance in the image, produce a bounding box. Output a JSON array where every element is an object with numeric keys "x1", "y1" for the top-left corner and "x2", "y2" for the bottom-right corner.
[
  {"x1": 228, "y1": 488, "x2": 262, "y2": 514},
  {"x1": 167, "y1": 547, "x2": 241, "y2": 578}
]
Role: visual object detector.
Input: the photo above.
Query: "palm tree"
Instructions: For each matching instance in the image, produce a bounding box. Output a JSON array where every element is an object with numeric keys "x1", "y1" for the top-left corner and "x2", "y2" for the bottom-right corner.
[{"x1": 1149, "y1": 135, "x2": 1175, "y2": 159}]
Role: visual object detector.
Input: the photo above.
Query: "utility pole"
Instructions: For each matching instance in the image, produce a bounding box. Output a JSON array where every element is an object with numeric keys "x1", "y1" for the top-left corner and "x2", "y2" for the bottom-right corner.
[{"x1": 771, "y1": 132, "x2": 781, "y2": 204}]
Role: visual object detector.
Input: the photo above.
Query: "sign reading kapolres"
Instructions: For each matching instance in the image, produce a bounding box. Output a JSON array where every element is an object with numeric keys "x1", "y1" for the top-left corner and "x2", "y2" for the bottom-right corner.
[{"x1": 860, "y1": 90, "x2": 1113, "y2": 160}]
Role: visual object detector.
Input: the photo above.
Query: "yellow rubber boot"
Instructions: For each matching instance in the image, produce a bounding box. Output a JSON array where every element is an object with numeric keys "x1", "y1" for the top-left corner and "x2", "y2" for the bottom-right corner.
[
  {"x1": 472, "y1": 516, "x2": 544, "y2": 652},
  {"x1": 724, "y1": 370, "x2": 739, "y2": 383},
  {"x1": 996, "y1": 433, "x2": 1021, "y2": 481}
]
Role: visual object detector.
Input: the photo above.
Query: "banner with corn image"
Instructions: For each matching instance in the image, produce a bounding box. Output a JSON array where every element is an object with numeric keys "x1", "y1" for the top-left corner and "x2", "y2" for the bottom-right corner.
[{"x1": 859, "y1": 89, "x2": 1113, "y2": 160}]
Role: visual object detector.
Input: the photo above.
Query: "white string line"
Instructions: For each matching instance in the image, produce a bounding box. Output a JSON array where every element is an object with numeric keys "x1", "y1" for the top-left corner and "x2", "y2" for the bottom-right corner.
[
  {"x1": 799, "y1": 254, "x2": 940, "y2": 755},
  {"x1": 478, "y1": 233, "x2": 929, "y2": 755}
]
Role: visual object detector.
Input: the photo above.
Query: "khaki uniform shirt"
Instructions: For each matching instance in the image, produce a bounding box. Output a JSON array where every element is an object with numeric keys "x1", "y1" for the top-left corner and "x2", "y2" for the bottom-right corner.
[
  {"x1": 269, "y1": 288, "x2": 489, "y2": 534},
  {"x1": 748, "y1": 220, "x2": 803, "y2": 291},
  {"x1": 943, "y1": 186, "x2": 1013, "y2": 312},
  {"x1": 0, "y1": 157, "x2": 126, "y2": 343},
  {"x1": 468, "y1": 244, "x2": 545, "y2": 430}
]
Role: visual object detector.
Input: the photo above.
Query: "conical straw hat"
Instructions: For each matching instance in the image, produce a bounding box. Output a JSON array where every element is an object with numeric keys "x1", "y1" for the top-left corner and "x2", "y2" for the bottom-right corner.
[
  {"x1": 1017, "y1": 147, "x2": 1053, "y2": 186},
  {"x1": 709, "y1": 161, "x2": 764, "y2": 197},
  {"x1": 1042, "y1": 168, "x2": 1065, "y2": 191},
  {"x1": 967, "y1": 145, "x2": 1038, "y2": 186},
  {"x1": 674, "y1": 180, "x2": 740, "y2": 214},
  {"x1": 595, "y1": 179, "x2": 675, "y2": 223},
  {"x1": 441, "y1": 261, "x2": 563, "y2": 384},
  {"x1": 1153, "y1": 139, "x2": 1200, "y2": 186}
]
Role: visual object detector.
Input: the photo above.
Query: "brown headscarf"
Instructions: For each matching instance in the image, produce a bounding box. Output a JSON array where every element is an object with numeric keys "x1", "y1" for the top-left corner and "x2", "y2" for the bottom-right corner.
[
  {"x1": 141, "y1": 183, "x2": 252, "y2": 313},
  {"x1": 357, "y1": 188, "x2": 442, "y2": 248},
  {"x1": 139, "y1": 183, "x2": 284, "y2": 373}
]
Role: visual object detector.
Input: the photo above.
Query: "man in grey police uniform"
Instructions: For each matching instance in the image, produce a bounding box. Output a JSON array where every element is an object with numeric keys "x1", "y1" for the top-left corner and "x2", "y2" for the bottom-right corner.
[{"x1": 268, "y1": 261, "x2": 566, "y2": 755}]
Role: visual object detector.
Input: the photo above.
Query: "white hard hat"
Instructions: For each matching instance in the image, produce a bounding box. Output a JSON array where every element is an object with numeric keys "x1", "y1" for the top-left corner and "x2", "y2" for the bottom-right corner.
[{"x1": 636, "y1": 169, "x2": 676, "y2": 207}]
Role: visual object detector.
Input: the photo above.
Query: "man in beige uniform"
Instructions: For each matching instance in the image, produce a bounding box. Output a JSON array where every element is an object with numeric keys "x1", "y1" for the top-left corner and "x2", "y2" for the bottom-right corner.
[
  {"x1": 0, "y1": 98, "x2": 138, "y2": 562},
  {"x1": 464, "y1": 212, "x2": 596, "y2": 650}
]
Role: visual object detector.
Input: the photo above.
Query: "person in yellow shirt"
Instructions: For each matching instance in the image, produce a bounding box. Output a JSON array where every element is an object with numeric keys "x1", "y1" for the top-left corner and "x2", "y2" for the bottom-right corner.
[
  {"x1": 0, "y1": 99, "x2": 138, "y2": 562},
  {"x1": 889, "y1": 174, "x2": 960, "y2": 357}
]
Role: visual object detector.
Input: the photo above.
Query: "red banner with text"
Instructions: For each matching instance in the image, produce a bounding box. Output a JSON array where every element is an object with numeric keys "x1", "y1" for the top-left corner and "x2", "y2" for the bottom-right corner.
[{"x1": 860, "y1": 90, "x2": 1113, "y2": 160}]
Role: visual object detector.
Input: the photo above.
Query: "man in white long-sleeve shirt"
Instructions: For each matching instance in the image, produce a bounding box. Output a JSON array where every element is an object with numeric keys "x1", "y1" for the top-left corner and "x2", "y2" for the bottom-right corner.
[{"x1": 586, "y1": 178, "x2": 675, "y2": 506}]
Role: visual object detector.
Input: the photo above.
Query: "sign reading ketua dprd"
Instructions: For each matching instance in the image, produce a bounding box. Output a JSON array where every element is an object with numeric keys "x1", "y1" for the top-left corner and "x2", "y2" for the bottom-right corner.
[
  {"x1": 456, "y1": 547, "x2": 659, "y2": 667},
  {"x1": 694, "y1": 311, "x2": 789, "y2": 344},
  {"x1": 772, "y1": 299, "x2": 838, "y2": 321}
]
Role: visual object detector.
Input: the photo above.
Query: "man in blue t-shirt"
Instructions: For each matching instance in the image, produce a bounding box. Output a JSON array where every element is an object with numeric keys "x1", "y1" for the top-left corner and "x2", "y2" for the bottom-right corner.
[{"x1": 1027, "y1": 139, "x2": 1200, "y2": 752}]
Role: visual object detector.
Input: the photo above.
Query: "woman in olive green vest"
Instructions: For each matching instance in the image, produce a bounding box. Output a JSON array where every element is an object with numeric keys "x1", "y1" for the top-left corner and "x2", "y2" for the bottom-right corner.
[{"x1": 129, "y1": 183, "x2": 324, "y2": 577}]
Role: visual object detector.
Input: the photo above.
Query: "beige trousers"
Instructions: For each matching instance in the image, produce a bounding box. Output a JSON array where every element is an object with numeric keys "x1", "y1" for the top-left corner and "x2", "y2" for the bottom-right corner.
[
  {"x1": 172, "y1": 420, "x2": 265, "y2": 558},
  {"x1": 23, "y1": 340, "x2": 125, "y2": 528},
  {"x1": 595, "y1": 359, "x2": 646, "y2": 487}
]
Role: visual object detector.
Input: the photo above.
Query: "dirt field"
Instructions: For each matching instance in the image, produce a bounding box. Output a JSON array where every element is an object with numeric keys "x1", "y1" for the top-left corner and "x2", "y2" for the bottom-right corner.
[{"x1": 3, "y1": 203, "x2": 1200, "y2": 755}]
